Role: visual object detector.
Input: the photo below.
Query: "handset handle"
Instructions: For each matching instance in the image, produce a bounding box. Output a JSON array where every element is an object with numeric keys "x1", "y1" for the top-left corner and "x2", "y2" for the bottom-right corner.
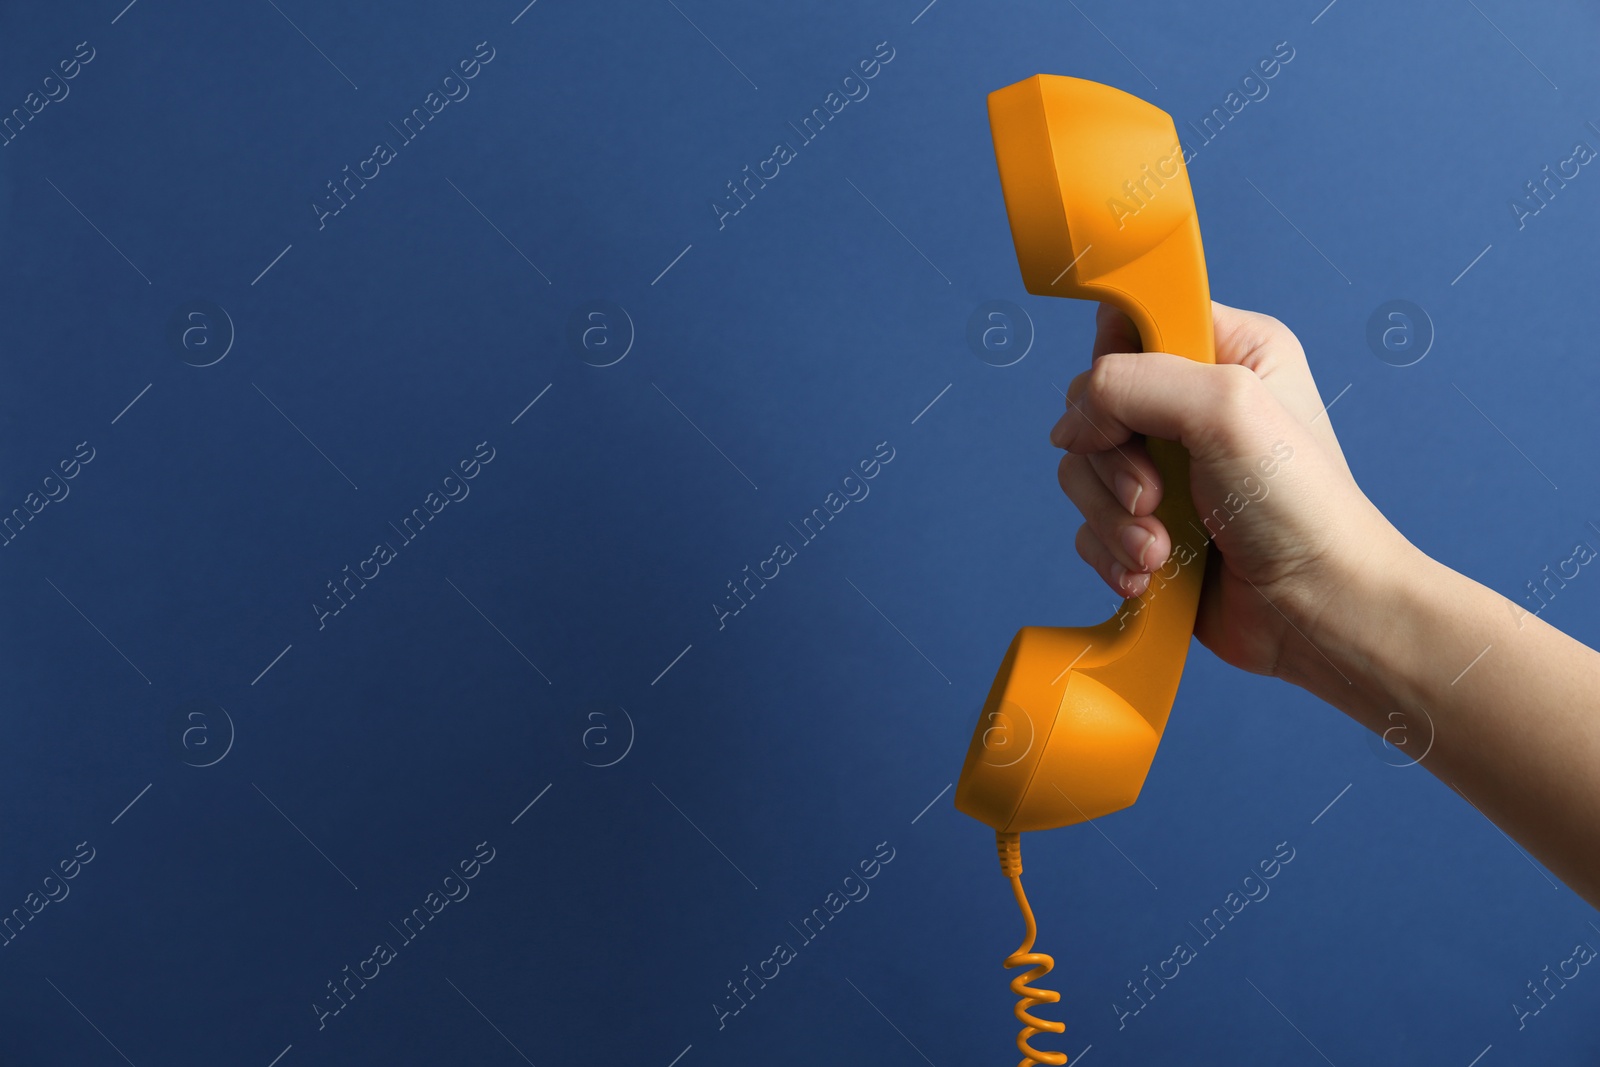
[{"x1": 1070, "y1": 219, "x2": 1214, "y2": 740}]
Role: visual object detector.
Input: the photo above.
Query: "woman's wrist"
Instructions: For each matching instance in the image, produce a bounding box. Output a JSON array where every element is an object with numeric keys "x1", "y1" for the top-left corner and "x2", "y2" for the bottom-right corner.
[{"x1": 1274, "y1": 521, "x2": 1451, "y2": 727}]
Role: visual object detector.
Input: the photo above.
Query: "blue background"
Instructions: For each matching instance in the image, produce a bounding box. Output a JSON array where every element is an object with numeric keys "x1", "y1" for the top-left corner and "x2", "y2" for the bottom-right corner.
[{"x1": 2, "y1": 0, "x2": 1598, "y2": 1064}]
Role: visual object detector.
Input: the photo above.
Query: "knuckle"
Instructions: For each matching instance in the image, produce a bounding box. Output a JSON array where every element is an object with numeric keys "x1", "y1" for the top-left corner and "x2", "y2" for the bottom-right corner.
[
  {"x1": 1073, "y1": 524, "x2": 1109, "y2": 573},
  {"x1": 1058, "y1": 451, "x2": 1088, "y2": 492},
  {"x1": 1063, "y1": 368, "x2": 1091, "y2": 406},
  {"x1": 1249, "y1": 311, "x2": 1308, "y2": 360},
  {"x1": 1255, "y1": 312, "x2": 1292, "y2": 339},
  {"x1": 1074, "y1": 523, "x2": 1093, "y2": 559},
  {"x1": 1238, "y1": 307, "x2": 1294, "y2": 344},
  {"x1": 1214, "y1": 363, "x2": 1260, "y2": 413},
  {"x1": 1208, "y1": 364, "x2": 1264, "y2": 446},
  {"x1": 1085, "y1": 351, "x2": 1132, "y2": 402}
]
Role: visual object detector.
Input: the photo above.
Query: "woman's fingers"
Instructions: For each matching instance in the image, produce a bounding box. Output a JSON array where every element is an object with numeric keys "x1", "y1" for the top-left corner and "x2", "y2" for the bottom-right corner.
[
  {"x1": 1058, "y1": 452, "x2": 1170, "y2": 576},
  {"x1": 1089, "y1": 300, "x2": 1350, "y2": 477},
  {"x1": 1050, "y1": 350, "x2": 1263, "y2": 458},
  {"x1": 1088, "y1": 446, "x2": 1162, "y2": 516},
  {"x1": 1075, "y1": 522, "x2": 1150, "y2": 598},
  {"x1": 1047, "y1": 392, "x2": 1164, "y2": 514}
]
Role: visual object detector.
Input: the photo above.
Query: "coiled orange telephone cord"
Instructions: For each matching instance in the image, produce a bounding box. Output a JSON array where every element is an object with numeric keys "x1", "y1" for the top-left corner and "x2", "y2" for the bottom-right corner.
[{"x1": 997, "y1": 831, "x2": 1067, "y2": 1067}]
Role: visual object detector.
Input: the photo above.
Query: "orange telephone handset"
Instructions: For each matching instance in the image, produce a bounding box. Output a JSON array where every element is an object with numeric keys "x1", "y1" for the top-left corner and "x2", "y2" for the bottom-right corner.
[
  {"x1": 957, "y1": 75, "x2": 1215, "y2": 834},
  {"x1": 957, "y1": 73, "x2": 1216, "y2": 1067}
]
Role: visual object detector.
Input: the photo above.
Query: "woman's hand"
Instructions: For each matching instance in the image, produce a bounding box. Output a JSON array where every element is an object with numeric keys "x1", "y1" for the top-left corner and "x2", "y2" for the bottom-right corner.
[{"x1": 1050, "y1": 299, "x2": 1413, "y2": 679}]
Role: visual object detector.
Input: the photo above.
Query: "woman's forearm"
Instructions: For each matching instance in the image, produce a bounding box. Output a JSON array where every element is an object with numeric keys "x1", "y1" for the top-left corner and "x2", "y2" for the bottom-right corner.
[{"x1": 1280, "y1": 537, "x2": 1600, "y2": 904}]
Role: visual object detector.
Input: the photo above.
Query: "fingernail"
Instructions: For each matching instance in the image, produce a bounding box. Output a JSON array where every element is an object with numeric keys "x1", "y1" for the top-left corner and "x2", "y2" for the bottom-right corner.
[
  {"x1": 1111, "y1": 562, "x2": 1149, "y2": 597},
  {"x1": 1120, "y1": 525, "x2": 1154, "y2": 570},
  {"x1": 1114, "y1": 472, "x2": 1143, "y2": 513}
]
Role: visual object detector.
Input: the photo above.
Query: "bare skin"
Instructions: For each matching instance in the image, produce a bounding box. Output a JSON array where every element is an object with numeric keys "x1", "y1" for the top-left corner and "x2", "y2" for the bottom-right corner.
[{"x1": 1050, "y1": 300, "x2": 1600, "y2": 907}]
